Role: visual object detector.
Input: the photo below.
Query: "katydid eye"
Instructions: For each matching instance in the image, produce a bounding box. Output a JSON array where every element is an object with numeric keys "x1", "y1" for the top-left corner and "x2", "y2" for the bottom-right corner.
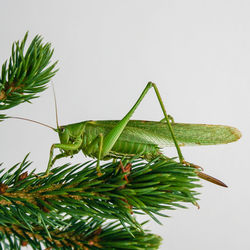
[{"x1": 60, "y1": 127, "x2": 65, "y2": 132}]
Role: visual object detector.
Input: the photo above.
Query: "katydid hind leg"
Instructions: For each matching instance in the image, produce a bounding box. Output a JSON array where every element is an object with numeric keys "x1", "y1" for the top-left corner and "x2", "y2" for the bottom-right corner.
[
  {"x1": 101, "y1": 82, "x2": 184, "y2": 162},
  {"x1": 182, "y1": 160, "x2": 204, "y2": 171},
  {"x1": 118, "y1": 161, "x2": 132, "y2": 183},
  {"x1": 160, "y1": 114, "x2": 175, "y2": 123}
]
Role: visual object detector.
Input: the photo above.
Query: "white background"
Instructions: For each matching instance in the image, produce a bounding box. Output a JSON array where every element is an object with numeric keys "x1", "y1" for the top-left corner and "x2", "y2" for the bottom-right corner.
[{"x1": 1, "y1": 1, "x2": 250, "y2": 249}]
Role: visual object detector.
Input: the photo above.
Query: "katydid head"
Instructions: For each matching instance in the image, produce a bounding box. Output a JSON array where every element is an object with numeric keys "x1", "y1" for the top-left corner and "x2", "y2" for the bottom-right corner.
[
  {"x1": 56, "y1": 122, "x2": 86, "y2": 145},
  {"x1": 57, "y1": 126, "x2": 70, "y2": 144}
]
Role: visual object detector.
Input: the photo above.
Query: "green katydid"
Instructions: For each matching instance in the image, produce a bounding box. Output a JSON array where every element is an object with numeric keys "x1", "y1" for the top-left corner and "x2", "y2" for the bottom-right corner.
[{"x1": 11, "y1": 82, "x2": 241, "y2": 186}]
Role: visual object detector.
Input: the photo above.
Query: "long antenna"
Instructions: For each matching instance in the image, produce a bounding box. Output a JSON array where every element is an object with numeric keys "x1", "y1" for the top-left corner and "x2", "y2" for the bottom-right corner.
[
  {"x1": 9, "y1": 116, "x2": 55, "y2": 130},
  {"x1": 51, "y1": 83, "x2": 59, "y2": 129}
]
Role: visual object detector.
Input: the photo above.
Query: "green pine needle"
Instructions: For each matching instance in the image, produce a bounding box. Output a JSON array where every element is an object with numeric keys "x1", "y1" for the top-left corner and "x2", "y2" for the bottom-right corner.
[
  {"x1": 0, "y1": 33, "x2": 203, "y2": 249},
  {"x1": 0, "y1": 218, "x2": 162, "y2": 249},
  {"x1": 0, "y1": 155, "x2": 200, "y2": 241},
  {"x1": 0, "y1": 32, "x2": 58, "y2": 114}
]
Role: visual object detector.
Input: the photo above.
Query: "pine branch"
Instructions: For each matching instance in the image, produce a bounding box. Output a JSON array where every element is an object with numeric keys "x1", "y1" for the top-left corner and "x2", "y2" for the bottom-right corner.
[
  {"x1": 0, "y1": 32, "x2": 58, "y2": 118},
  {"x1": 0, "y1": 155, "x2": 200, "y2": 237},
  {"x1": 0, "y1": 218, "x2": 161, "y2": 250},
  {"x1": 0, "y1": 33, "x2": 203, "y2": 249}
]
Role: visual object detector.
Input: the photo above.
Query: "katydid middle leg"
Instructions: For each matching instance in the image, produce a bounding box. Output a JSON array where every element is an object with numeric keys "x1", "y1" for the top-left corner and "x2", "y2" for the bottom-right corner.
[{"x1": 84, "y1": 133, "x2": 104, "y2": 175}]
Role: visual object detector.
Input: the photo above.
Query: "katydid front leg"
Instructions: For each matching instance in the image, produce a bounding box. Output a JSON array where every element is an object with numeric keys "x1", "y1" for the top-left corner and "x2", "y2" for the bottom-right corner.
[{"x1": 46, "y1": 137, "x2": 82, "y2": 174}]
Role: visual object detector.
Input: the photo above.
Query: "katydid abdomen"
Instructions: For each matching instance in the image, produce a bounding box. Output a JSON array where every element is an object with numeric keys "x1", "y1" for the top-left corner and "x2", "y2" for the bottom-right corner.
[
  {"x1": 79, "y1": 119, "x2": 240, "y2": 187},
  {"x1": 81, "y1": 120, "x2": 241, "y2": 159}
]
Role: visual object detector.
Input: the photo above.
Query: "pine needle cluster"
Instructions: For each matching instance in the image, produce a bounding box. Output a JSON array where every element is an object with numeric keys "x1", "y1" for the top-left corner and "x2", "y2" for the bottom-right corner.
[
  {"x1": 0, "y1": 32, "x2": 57, "y2": 119},
  {"x1": 0, "y1": 33, "x2": 200, "y2": 249}
]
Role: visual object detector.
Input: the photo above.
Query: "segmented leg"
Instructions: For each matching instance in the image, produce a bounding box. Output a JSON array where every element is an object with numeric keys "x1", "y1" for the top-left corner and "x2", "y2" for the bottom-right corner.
[
  {"x1": 160, "y1": 114, "x2": 175, "y2": 123},
  {"x1": 100, "y1": 82, "x2": 184, "y2": 162},
  {"x1": 97, "y1": 134, "x2": 104, "y2": 175},
  {"x1": 119, "y1": 161, "x2": 132, "y2": 182},
  {"x1": 182, "y1": 160, "x2": 204, "y2": 171},
  {"x1": 46, "y1": 137, "x2": 82, "y2": 174},
  {"x1": 84, "y1": 133, "x2": 104, "y2": 175},
  {"x1": 81, "y1": 82, "x2": 182, "y2": 175},
  {"x1": 51, "y1": 153, "x2": 68, "y2": 166}
]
